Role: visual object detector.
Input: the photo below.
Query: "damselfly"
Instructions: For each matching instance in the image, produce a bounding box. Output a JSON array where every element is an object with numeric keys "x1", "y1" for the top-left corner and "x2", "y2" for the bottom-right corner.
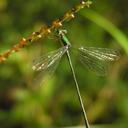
[
  {"x1": 32, "y1": 29, "x2": 120, "y2": 79},
  {"x1": 32, "y1": 29, "x2": 120, "y2": 128}
]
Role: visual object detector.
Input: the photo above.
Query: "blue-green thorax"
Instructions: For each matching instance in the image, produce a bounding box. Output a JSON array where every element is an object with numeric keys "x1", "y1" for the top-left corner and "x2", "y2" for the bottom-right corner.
[{"x1": 58, "y1": 30, "x2": 71, "y2": 47}]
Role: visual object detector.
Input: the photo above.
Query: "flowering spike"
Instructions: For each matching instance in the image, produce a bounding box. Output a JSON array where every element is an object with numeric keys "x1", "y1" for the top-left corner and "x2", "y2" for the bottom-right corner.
[{"x1": 0, "y1": 0, "x2": 92, "y2": 62}]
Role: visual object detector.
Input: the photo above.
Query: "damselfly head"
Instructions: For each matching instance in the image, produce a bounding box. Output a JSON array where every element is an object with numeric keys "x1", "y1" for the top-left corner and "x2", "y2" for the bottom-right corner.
[{"x1": 58, "y1": 29, "x2": 67, "y2": 36}]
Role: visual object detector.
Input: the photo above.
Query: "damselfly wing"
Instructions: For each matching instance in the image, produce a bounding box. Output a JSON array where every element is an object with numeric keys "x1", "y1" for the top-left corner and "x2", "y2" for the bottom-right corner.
[
  {"x1": 32, "y1": 46, "x2": 68, "y2": 86},
  {"x1": 78, "y1": 46, "x2": 120, "y2": 75},
  {"x1": 32, "y1": 29, "x2": 120, "y2": 86}
]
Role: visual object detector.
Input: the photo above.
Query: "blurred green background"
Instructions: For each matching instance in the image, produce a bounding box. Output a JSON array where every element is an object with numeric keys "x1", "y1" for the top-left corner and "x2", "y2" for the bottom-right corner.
[{"x1": 0, "y1": 0, "x2": 128, "y2": 128}]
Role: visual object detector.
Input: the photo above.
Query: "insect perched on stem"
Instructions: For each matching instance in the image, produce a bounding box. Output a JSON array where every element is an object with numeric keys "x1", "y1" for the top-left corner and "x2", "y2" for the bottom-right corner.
[
  {"x1": 32, "y1": 29, "x2": 120, "y2": 128},
  {"x1": 32, "y1": 29, "x2": 120, "y2": 77}
]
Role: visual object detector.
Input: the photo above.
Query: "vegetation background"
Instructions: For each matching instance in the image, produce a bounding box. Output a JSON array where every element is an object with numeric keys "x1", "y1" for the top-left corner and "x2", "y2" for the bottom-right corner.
[{"x1": 0, "y1": 0, "x2": 128, "y2": 127}]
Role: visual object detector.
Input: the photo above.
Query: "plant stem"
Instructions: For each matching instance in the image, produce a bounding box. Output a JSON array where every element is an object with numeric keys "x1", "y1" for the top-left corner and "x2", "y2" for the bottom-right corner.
[{"x1": 66, "y1": 50, "x2": 90, "y2": 128}]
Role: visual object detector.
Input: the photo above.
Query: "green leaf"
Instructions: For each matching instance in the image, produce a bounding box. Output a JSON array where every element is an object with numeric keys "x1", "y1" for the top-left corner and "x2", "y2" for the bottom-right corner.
[{"x1": 81, "y1": 10, "x2": 128, "y2": 54}]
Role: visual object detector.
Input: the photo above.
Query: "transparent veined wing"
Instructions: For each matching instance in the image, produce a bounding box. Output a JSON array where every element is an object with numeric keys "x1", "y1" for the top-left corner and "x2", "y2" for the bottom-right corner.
[
  {"x1": 32, "y1": 45, "x2": 68, "y2": 87},
  {"x1": 78, "y1": 46, "x2": 120, "y2": 76}
]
